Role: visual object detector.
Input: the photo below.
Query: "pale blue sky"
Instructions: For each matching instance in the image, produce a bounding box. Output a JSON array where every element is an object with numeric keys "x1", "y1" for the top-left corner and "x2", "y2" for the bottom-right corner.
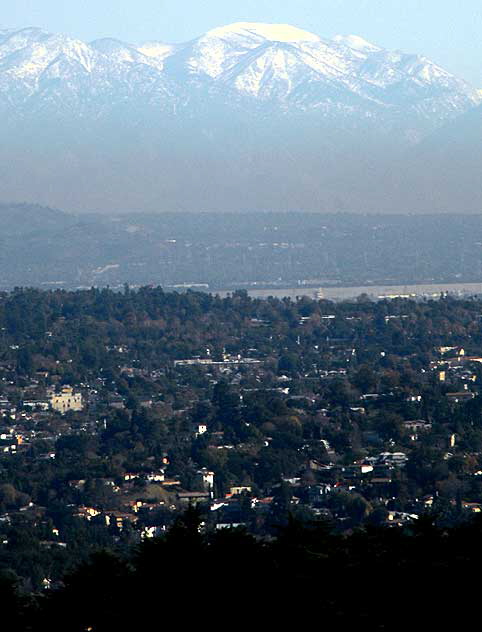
[{"x1": 2, "y1": 0, "x2": 482, "y2": 84}]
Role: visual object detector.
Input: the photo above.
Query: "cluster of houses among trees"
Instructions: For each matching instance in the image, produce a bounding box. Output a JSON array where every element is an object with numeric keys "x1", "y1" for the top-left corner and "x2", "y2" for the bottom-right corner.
[{"x1": 2, "y1": 287, "x2": 482, "y2": 620}]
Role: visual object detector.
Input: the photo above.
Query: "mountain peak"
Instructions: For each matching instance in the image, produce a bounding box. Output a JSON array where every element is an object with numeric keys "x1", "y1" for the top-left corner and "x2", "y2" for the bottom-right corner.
[
  {"x1": 332, "y1": 34, "x2": 381, "y2": 52},
  {"x1": 205, "y1": 22, "x2": 321, "y2": 43},
  {"x1": 137, "y1": 41, "x2": 177, "y2": 60}
]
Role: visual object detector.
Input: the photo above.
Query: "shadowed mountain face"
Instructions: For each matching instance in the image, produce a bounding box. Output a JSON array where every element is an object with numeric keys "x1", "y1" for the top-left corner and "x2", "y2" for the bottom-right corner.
[
  {"x1": 0, "y1": 23, "x2": 480, "y2": 213},
  {"x1": 383, "y1": 103, "x2": 482, "y2": 213}
]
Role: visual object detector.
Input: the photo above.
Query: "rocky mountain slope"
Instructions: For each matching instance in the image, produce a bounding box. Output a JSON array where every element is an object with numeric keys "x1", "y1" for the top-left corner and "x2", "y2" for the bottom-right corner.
[{"x1": 0, "y1": 22, "x2": 478, "y2": 129}]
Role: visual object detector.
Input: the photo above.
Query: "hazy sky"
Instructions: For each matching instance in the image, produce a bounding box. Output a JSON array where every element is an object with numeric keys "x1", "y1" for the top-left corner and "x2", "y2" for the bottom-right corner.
[{"x1": 2, "y1": 0, "x2": 482, "y2": 85}]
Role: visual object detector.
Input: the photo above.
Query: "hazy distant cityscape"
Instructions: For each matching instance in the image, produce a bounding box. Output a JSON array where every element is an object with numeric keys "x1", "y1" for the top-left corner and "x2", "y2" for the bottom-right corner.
[{"x1": 4, "y1": 204, "x2": 482, "y2": 297}]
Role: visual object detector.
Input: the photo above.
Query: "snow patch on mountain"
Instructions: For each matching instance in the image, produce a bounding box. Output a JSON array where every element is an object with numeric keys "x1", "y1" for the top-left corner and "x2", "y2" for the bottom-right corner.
[
  {"x1": 224, "y1": 41, "x2": 351, "y2": 101},
  {"x1": 90, "y1": 38, "x2": 167, "y2": 71},
  {"x1": 0, "y1": 30, "x2": 97, "y2": 81},
  {"x1": 137, "y1": 42, "x2": 177, "y2": 61},
  {"x1": 332, "y1": 34, "x2": 381, "y2": 53},
  {"x1": 178, "y1": 22, "x2": 325, "y2": 80},
  {"x1": 207, "y1": 22, "x2": 321, "y2": 43}
]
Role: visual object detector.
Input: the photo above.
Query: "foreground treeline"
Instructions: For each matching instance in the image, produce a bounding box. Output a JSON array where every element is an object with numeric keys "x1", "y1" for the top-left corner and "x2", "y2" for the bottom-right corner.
[{"x1": 3, "y1": 510, "x2": 482, "y2": 631}]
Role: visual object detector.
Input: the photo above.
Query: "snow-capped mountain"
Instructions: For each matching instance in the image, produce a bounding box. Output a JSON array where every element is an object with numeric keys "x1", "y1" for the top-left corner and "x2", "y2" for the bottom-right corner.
[
  {"x1": 0, "y1": 27, "x2": 181, "y2": 118},
  {"x1": 0, "y1": 22, "x2": 479, "y2": 128},
  {"x1": 1, "y1": 22, "x2": 481, "y2": 214}
]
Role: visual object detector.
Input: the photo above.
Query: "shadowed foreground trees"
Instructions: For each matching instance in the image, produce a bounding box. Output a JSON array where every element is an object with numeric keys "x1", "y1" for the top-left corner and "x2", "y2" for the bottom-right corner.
[{"x1": 3, "y1": 508, "x2": 482, "y2": 631}]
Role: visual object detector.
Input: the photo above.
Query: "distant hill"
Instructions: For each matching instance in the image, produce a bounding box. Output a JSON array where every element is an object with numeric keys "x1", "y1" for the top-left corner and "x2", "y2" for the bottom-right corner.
[
  {"x1": 3, "y1": 208, "x2": 482, "y2": 290},
  {"x1": 0, "y1": 203, "x2": 74, "y2": 236}
]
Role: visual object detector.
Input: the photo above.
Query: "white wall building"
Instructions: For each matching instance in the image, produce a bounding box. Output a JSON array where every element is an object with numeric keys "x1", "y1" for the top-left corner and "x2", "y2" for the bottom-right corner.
[{"x1": 50, "y1": 387, "x2": 83, "y2": 413}]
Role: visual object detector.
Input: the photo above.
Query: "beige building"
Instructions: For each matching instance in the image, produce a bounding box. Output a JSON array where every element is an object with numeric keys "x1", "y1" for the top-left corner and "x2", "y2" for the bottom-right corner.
[{"x1": 50, "y1": 387, "x2": 83, "y2": 413}]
